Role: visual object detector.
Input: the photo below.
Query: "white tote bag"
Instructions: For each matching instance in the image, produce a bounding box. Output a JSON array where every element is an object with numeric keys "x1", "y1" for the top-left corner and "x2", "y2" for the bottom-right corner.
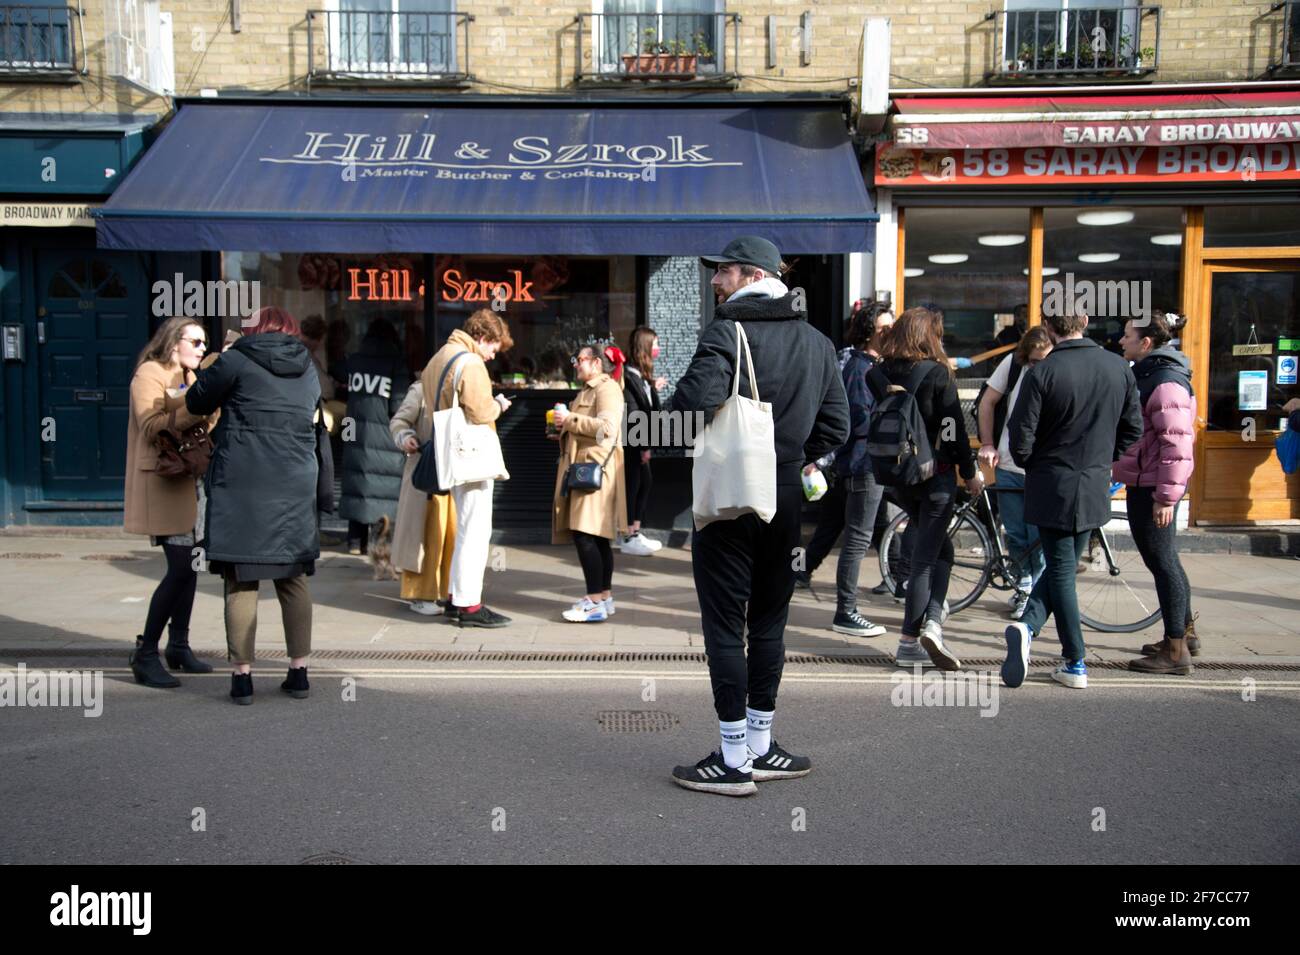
[
  {"x1": 691, "y1": 321, "x2": 777, "y2": 529},
  {"x1": 433, "y1": 355, "x2": 510, "y2": 489}
]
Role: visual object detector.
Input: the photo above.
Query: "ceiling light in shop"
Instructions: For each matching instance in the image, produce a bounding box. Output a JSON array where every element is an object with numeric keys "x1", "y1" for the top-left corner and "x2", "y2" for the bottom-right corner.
[
  {"x1": 927, "y1": 254, "x2": 969, "y2": 264},
  {"x1": 1078, "y1": 253, "x2": 1121, "y2": 263},
  {"x1": 978, "y1": 234, "x2": 1027, "y2": 246},
  {"x1": 1023, "y1": 267, "x2": 1061, "y2": 276},
  {"x1": 904, "y1": 268, "x2": 925, "y2": 277},
  {"x1": 1150, "y1": 233, "x2": 1183, "y2": 246},
  {"x1": 1076, "y1": 210, "x2": 1135, "y2": 226}
]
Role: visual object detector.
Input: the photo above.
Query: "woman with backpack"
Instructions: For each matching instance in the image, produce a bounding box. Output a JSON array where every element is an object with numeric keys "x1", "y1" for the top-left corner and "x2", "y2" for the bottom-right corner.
[
  {"x1": 977, "y1": 326, "x2": 1053, "y2": 620},
  {"x1": 1113, "y1": 311, "x2": 1199, "y2": 675},
  {"x1": 867, "y1": 307, "x2": 983, "y2": 670}
]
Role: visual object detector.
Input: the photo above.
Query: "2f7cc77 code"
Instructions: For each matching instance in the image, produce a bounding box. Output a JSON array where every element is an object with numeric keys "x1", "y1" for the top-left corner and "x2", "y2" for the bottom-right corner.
[{"x1": 1123, "y1": 891, "x2": 1250, "y2": 906}]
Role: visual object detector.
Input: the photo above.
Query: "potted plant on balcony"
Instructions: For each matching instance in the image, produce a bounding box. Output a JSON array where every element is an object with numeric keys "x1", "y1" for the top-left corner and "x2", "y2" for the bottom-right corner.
[{"x1": 621, "y1": 26, "x2": 699, "y2": 76}]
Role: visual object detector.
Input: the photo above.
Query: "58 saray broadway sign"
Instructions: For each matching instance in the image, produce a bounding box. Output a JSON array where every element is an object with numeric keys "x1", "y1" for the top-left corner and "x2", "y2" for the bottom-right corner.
[{"x1": 875, "y1": 142, "x2": 1300, "y2": 186}]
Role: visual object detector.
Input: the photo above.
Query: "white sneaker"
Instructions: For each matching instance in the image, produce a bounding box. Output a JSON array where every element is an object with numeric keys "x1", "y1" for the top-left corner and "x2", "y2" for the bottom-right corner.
[
  {"x1": 562, "y1": 597, "x2": 608, "y2": 623},
  {"x1": 409, "y1": 600, "x2": 441, "y2": 616},
  {"x1": 620, "y1": 534, "x2": 655, "y2": 557},
  {"x1": 640, "y1": 534, "x2": 663, "y2": 552},
  {"x1": 603, "y1": 596, "x2": 616, "y2": 616},
  {"x1": 919, "y1": 619, "x2": 961, "y2": 671}
]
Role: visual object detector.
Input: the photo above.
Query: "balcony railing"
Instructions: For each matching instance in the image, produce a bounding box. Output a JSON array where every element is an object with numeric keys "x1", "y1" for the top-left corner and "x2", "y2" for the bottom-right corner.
[
  {"x1": 0, "y1": 4, "x2": 82, "y2": 77},
  {"x1": 985, "y1": 4, "x2": 1160, "y2": 82},
  {"x1": 575, "y1": 11, "x2": 740, "y2": 84},
  {"x1": 307, "y1": 9, "x2": 473, "y2": 85},
  {"x1": 1267, "y1": 1, "x2": 1300, "y2": 73}
]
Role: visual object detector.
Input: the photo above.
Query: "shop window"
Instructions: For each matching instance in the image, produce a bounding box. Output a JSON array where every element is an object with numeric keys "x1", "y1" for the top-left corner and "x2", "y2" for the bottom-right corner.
[
  {"x1": 1041, "y1": 206, "x2": 1183, "y2": 352},
  {"x1": 433, "y1": 255, "x2": 636, "y2": 386},
  {"x1": 223, "y1": 251, "x2": 427, "y2": 387},
  {"x1": 902, "y1": 206, "x2": 1031, "y2": 376},
  {"x1": 1204, "y1": 205, "x2": 1300, "y2": 249},
  {"x1": 1204, "y1": 270, "x2": 1300, "y2": 433}
]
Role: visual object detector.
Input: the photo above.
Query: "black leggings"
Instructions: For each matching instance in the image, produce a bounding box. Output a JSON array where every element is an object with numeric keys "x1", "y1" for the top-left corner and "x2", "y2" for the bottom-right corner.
[
  {"x1": 143, "y1": 543, "x2": 198, "y2": 649},
  {"x1": 573, "y1": 531, "x2": 614, "y2": 594},
  {"x1": 1126, "y1": 485, "x2": 1193, "y2": 638},
  {"x1": 626, "y1": 455, "x2": 653, "y2": 526}
]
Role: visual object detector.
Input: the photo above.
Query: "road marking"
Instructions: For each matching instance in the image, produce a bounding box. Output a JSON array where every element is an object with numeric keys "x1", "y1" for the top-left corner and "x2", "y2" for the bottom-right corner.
[{"x1": 8, "y1": 664, "x2": 1298, "y2": 691}]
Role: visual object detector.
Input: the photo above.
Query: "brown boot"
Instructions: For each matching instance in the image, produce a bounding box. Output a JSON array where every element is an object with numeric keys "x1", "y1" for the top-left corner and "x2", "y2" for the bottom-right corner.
[
  {"x1": 1139, "y1": 637, "x2": 1167, "y2": 656},
  {"x1": 1129, "y1": 642, "x2": 1194, "y2": 675}
]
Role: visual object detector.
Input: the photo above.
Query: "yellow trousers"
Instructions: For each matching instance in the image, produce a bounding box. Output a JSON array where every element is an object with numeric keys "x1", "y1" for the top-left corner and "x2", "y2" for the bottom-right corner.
[{"x1": 400, "y1": 493, "x2": 456, "y2": 602}]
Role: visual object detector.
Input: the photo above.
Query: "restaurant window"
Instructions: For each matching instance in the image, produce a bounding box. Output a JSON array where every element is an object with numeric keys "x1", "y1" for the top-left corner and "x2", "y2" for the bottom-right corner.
[
  {"x1": 902, "y1": 206, "x2": 1031, "y2": 376},
  {"x1": 1203, "y1": 204, "x2": 1300, "y2": 249},
  {"x1": 1040, "y1": 206, "x2": 1183, "y2": 352},
  {"x1": 432, "y1": 255, "x2": 637, "y2": 386},
  {"x1": 222, "y1": 251, "x2": 427, "y2": 387}
]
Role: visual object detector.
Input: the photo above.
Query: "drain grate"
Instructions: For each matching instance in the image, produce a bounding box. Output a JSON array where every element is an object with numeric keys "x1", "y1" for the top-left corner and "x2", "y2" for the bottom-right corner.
[
  {"x1": 0, "y1": 552, "x2": 62, "y2": 560},
  {"x1": 300, "y1": 851, "x2": 366, "y2": 865},
  {"x1": 1, "y1": 646, "x2": 1297, "y2": 672},
  {"x1": 597, "y1": 710, "x2": 681, "y2": 733}
]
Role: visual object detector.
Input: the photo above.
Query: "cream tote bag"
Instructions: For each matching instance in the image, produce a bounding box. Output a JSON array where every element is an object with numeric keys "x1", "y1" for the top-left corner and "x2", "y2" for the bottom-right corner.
[
  {"x1": 434, "y1": 354, "x2": 510, "y2": 488},
  {"x1": 691, "y1": 321, "x2": 777, "y2": 529}
]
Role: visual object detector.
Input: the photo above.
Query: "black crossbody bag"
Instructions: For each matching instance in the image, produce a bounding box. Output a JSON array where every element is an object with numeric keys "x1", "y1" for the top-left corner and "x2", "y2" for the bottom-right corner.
[{"x1": 562, "y1": 441, "x2": 618, "y2": 497}]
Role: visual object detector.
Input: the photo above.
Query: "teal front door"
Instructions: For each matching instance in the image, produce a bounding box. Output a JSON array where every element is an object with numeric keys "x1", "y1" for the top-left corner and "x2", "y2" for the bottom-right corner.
[{"x1": 36, "y1": 251, "x2": 149, "y2": 501}]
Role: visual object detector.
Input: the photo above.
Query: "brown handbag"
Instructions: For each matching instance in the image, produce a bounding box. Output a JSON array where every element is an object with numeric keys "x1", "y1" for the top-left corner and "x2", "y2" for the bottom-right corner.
[{"x1": 155, "y1": 423, "x2": 213, "y2": 478}]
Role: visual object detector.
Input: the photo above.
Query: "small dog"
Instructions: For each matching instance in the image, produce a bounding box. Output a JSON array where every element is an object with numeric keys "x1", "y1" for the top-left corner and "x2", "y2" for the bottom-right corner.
[{"x1": 369, "y1": 515, "x2": 398, "y2": 580}]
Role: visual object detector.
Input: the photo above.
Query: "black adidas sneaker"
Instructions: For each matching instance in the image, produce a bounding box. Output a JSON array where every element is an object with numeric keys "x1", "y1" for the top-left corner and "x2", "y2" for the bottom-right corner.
[
  {"x1": 747, "y1": 740, "x2": 812, "y2": 781},
  {"x1": 671, "y1": 750, "x2": 757, "y2": 797}
]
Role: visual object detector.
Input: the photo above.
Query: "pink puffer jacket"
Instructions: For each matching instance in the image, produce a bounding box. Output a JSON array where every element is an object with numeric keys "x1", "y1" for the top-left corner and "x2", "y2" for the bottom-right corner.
[{"x1": 1112, "y1": 380, "x2": 1196, "y2": 505}]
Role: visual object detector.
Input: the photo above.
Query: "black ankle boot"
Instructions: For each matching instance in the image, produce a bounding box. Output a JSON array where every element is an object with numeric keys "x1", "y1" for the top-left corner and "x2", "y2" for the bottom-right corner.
[
  {"x1": 129, "y1": 637, "x2": 181, "y2": 689},
  {"x1": 164, "y1": 630, "x2": 213, "y2": 674},
  {"x1": 280, "y1": 666, "x2": 309, "y2": 699},
  {"x1": 230, "y1": 672, "x2": 254, "y2": 705}
]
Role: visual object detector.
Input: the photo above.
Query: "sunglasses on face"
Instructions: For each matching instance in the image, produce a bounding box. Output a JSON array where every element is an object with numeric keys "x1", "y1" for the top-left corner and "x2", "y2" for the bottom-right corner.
[
  {"x1": 182, "y1": 337, "x2": 208, "y2": 349},
  {"x1": 571, "y1": 354, "x2": 597, "y2": 366}
]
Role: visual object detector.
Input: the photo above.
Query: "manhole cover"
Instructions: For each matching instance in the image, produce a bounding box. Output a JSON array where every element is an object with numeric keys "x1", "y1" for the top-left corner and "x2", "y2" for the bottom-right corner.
[
  {"x1": 300, "y1": 851, "x2": 365, "y2": 865},
  {"x1": 82, "y1": 553, "x2": 143, "y2": 561},
  {"x1": 597, "y1": 710, "x2": 680, "y2": 733},
  {"x1": 0, "y1": 552, "x2": 62, "y2": 560}
]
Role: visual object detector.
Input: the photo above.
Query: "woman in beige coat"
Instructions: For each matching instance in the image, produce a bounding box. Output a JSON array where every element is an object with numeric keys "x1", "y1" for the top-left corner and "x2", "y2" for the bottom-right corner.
[
  {"x1": 552, "y1": 343, "x2": 628, "y2": 622},
  {"x1": 123, "y1": 316, "x2": 217, "y2": 688},
  {"x1": 389, "y1": 380, "x2": 457, "y2": 616}
]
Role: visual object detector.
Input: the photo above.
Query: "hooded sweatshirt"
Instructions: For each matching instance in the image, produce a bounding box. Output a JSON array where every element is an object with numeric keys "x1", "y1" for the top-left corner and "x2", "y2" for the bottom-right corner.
[
  {"x1": 672, "y1": 281, "x2": 849, "y2": 485},
  {"x1": 1112, "y1": 346, "x2": 1196, "y2": 505}
]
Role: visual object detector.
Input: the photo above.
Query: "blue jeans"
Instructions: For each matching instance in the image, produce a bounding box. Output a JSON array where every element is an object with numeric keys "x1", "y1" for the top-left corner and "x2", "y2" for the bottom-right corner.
[
  {"x1": 835, "y1": 471, "x2": 891, "y2": 615},
  {"x1": 994, "y1": 468, "x2": 1044, "y2": 589},
  {"x1": 1020, "y1": 528, "x2": 1091, "y2": 663}
]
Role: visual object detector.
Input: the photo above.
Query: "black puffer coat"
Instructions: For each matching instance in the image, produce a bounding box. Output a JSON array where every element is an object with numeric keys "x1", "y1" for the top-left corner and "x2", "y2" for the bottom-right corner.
[
  {"x1": 338, "y1": 332, "x2": 410, "y2": 525},
  {"x1": 186, "y1": 333, "x2": 321, "y2": 565}
]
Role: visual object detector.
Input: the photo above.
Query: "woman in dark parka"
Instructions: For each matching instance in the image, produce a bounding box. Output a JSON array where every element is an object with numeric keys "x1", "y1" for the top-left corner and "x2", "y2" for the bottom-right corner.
[
  {"x1": 186, "y1": 307, "x2": 321, "y2": 705},
  {"x1": 338, "y1": 317, "x2": 409, "y2": 554}
]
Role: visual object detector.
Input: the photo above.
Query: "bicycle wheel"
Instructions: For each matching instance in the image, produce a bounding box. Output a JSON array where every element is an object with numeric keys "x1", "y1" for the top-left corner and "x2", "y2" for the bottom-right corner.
[
  {"x1": 1076, "y1": 510, "x2": 1164, "y2": 633},
  {"x1": 878, "y1": 507, "x2": 992, "y2": 615}
]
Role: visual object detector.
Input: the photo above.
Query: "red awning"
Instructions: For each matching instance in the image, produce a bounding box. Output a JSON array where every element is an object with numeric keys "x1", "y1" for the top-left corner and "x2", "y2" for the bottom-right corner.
[{"x1": 890, "y1": 90, "x2": 1300, "y2": 149}]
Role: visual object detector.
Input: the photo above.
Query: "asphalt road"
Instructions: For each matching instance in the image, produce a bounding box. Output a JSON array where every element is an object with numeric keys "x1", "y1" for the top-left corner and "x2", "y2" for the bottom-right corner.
[{"x1": 2, "y1": 662, "x2": 1297, "y2": 865}]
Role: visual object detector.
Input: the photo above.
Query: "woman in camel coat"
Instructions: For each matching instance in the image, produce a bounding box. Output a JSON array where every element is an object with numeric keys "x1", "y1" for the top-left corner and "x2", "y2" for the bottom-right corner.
[
  {"x1": 390, "y1": 380, "x2": 457, "y2": 616},
  {"x1": 123, "y1": 316, "x2": 218, "y2": 687},
  {"x1": 552, "y1": 343, "x2": 628, "y2": 623}
]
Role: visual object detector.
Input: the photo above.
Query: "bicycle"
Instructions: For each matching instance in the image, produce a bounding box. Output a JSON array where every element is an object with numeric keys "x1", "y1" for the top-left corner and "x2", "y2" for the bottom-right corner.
[{"x1": 877, "y1": 484, "x2": 1163, "y2": 633}]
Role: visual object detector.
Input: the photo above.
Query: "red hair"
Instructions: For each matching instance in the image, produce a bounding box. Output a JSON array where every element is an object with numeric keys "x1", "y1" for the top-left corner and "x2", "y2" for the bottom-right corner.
[{"x1": 244, "y1": 306, "x2": 299, "y2": 337}]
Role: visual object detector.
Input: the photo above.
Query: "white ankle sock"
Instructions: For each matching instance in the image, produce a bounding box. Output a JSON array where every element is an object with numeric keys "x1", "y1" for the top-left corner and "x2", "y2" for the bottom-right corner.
[
  {"x1": 746, "y1": 707, "x2": 774, "y2": 757},
  {"x1": 719, "y1": 718, "x2": 748, "y2": 769}
]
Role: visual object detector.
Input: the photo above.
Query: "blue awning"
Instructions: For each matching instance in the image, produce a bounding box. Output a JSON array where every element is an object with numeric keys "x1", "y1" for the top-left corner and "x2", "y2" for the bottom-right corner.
[{"x1": 95, "y1": 101, "x2": 874, "y2": 254}]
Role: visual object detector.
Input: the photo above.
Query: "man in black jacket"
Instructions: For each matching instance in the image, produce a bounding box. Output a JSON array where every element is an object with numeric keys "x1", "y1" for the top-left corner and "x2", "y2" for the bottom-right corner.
[
  {"x1": 1001, "y1": 309, "x2": 1142, "y2": 690},
  {"x1": 668, "y1": 236, "x2": 849, "y2": 796}
]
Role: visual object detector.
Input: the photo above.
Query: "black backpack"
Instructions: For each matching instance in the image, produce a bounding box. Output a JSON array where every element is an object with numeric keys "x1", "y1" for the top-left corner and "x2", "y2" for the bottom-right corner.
[{"x1": 866, "y1": 361, "x2": 938, "y2": 487}]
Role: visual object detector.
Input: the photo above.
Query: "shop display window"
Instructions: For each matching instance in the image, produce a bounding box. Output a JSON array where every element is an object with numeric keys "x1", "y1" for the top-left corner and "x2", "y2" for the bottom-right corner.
[{"x1": 1204, "y1": 205, "x2": 1300, "y2": 249}]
